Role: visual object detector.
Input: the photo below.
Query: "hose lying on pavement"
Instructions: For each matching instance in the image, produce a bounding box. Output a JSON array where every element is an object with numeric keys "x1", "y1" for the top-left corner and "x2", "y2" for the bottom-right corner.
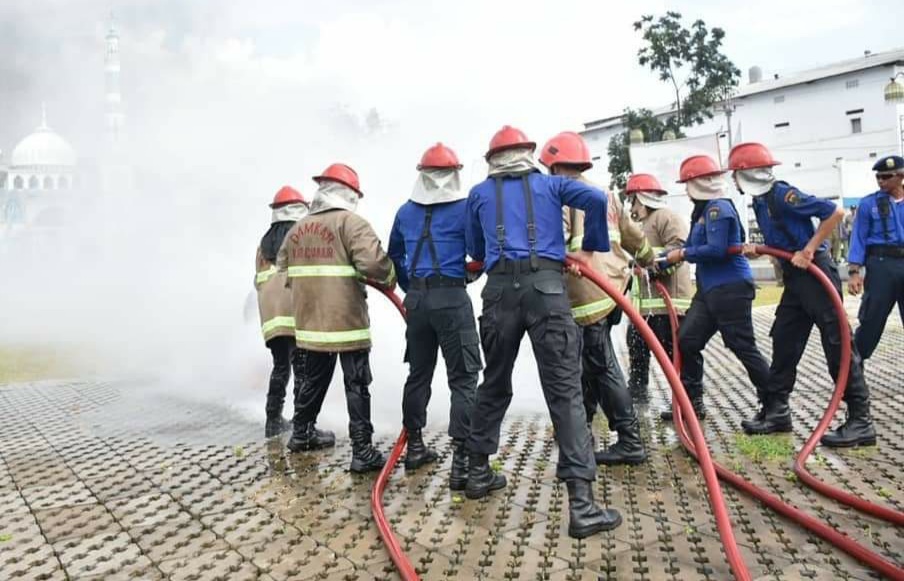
[{"x1": 650, "y1": 244, "x2": 903, "y2": 580}]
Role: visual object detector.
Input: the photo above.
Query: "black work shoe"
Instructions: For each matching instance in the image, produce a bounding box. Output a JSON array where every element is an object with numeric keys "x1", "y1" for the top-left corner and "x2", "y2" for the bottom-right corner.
[
  {"x1": 449, "y1": 439, "x2": 469, "y2": 491},
  {"x1": 464, "y1": 453, "x2": 506, "y2": 499},
  {"x1": 265, "y1": 416, "x2": 291, "y2": 439},
  {"x1": 660, "y1": 397, "x2": 706, "y2": 421},
  {"x1": 594, "y1": 437, "x2": 648, "y2": 466},
  {"x1": 740, "y1": 408, "x2": 766, "y2": 433},
  {"x1": 820, "y1": 416, "x2": 877, "y2": 448},
  {"x1": 286, "y1": 422, "x2": 336, "y2": 452},
  {"x1": 566, "y1": 479, "x2": 622, "y2": 538},
  {"x1": 742, "y1": 399, "x2": 792, "y2": 435},
  {"x1": 350, "y1": 442, "x2": 386, "y2": 473},
  {"x1": 404, "y1": 429, "x2": 439, "y2": 471}
]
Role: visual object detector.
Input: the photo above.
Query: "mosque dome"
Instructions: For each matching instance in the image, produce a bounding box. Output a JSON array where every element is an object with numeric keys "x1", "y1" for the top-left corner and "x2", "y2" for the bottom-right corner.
[{"x1": 10, "y1": 111, "x2": 77, "y2": 169}]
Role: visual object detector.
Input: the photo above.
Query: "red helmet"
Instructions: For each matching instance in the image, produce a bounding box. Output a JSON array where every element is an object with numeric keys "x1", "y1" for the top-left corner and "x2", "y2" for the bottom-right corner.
[
  {"x1": 677, "y1": 155, "x2": 724, "y2": 183},
  {"x1": 485, "y1": 125, "x2": 536, "y2": 160},
  {"x1": 728, "y1": 142, "x2": 782, "y2": 171},
  {"x1": 313, "y1": 163, "x2": 362, "y2": 196},
  {"x1": 625, "y1": 173, "x2": 667, "y2": 195},
  {"x1": 539, "y1": 131, "x2": 592, "y2": 171},
  {"x1": 270, "y1": 185, "x2": 307, "y2": 208},
  {"x1": 417, "y1": 143, "x2": 463, "y2": 170}
]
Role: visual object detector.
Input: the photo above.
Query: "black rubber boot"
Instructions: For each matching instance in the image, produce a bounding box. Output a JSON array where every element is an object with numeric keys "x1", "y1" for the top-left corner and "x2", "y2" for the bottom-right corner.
[
  {"x1": 594, "y1": 421, "x2": 647, "y2": 466},
  {"x1": 286, "y1": 422, "x2": 336, "y2": 452},
  {"x1": 820, "y1": 402, "x2": 877, "y2": 448},
  {"x1": 566, "y1": 479, "x2": 622, "y2": 539},
  {"x1": 742, "y1": 396, "x2": 792, "y2": 435},
  {"x1": 449, "y1": 439, "x2": 469, "y2": 491},
  {"x1": 349, "y1": 433, "x2": 385, "y2": 474},
  {"x1": 660, "y1": 396, "x2": 706, "y2": 421},
  {"x1": 404, "y1": 429, "x2": 438, "y2": 470},
  {"x1": 464, "y1": 453, "x2": 506, "y2": 499},
  {"x1": 264, "y1": 397, "x2": 290, "y2": 438},
  {"x1": 741, "y1": 389, "x2": 769, "y2": 433}
]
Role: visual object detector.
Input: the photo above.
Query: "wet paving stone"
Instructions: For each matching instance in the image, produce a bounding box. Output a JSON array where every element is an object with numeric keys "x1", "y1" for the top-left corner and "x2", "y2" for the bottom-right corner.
[{"x1": 0, "y1": 308, "x2": 901, "y2": 579}]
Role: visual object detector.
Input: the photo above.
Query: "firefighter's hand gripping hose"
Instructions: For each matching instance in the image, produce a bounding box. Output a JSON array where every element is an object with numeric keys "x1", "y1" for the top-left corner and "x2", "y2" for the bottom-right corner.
[
  {"x1": 364, "y1": 280, "x2": 420, "y2": 581},
  {"x1": 651, "y1": 245, "x2": 904, "y2": 580}
]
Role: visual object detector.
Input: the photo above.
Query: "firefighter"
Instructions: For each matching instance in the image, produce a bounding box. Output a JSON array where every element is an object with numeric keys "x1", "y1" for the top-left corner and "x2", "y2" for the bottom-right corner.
[
  {"x1": 279, "y1": 163, "x2": 397, "y2": 473},
  {"x1": 660, "y1": 155, "x2": 771, "y2": 421},
  {"x1": 538, "y1": 132, "x2": 650, "y2": 466},
  {"x1": 387, "y1": 143, "x2": 481, "y2": 487},
  {"x1": 465, "y1": 125, "x2": 622, "y2": 539},
  {"x1": 623, "y1": 174, "x2": 693, "y2": 400},
  {"x1": 255, "y1": 186, "x2": 309, "y2": 438},
  {"x1": 846, "y1": 155, "x2": 904, "y2": 432},
  {"x1": 730, "y1": 143, "x2": 875, "y2": 446}
]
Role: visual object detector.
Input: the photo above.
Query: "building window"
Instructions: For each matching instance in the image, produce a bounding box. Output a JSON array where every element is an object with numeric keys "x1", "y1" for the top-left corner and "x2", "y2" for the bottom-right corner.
[
  {"x1": 774, "y1": 122, "x2": 790, "y2": 128},
  {"x1": 13, "y1": 176, "x2": 24, "y2": 189},
  {"x1": 774, "y1": 95, "x2": 785, "y2": 104},
  {"x1": 28, "y1": 176, "x2": 39, "y2": 189},
  {"x1": 851, "y1": 118, "x2": 862, "y2": 134},
  {"x1": 845, "y1": 79, "x2": 859, "y2": 89}
]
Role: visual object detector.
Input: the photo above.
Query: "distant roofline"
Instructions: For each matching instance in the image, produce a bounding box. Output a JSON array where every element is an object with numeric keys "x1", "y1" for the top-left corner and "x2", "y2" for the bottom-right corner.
[{"x1": 582, "y1": 46, "x2": 904, "y2": 133}]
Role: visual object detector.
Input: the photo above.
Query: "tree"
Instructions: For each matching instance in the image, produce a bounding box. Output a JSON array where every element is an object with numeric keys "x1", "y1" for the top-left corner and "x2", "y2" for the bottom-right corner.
[{"x1": 606, "y1": 12, "x2": 740, "y2": 192}]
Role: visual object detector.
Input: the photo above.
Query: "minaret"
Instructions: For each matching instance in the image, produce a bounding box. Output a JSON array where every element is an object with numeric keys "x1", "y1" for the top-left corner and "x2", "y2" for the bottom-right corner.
[{"x1": 104, "y1": 15, "x2": 124, "y2": 149}]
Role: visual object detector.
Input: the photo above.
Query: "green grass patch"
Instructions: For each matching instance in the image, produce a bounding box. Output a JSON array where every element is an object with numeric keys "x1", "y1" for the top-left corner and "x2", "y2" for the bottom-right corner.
[
  {"x1": 0, "y1": 345, "x2": 85, "y2": 384},
  {"x1": 733, "y1": 433, "x2": 794, "y2": 463},
  {"x1": 752, "y1": 283, "x2": 784, "y2": 308}
]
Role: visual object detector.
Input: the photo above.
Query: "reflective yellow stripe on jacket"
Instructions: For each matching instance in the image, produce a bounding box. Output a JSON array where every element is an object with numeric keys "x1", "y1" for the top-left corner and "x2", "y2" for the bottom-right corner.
[
  {"x1": 571, "y1": 297, "x2": 616, "y2": 320},
  {"x1": 295, "y1": 328, "x2": 371, "y2": 343},
  {"x1": 288, "y1": 265, "x2": 358, "y2": 277},
  {"x1": 261, "y1": 316, "x2": 295, "y2": 336},
  {"x1": 256, "y1": 266, "x2": 277, "y2": 284}
]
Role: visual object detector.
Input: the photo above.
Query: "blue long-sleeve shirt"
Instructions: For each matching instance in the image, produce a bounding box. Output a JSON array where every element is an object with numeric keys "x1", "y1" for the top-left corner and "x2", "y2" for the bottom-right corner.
[
  {"x1": 684, "y1": 198, "x2": 751, "y2": 293},
  {"x1": 751, "y1": 181, "x2": 835, "y2": 252},
  {"x1": 848, "y1": 190, "x2": 904, "y2": 265},
  {"x1": 466, "y1": 171, "x2": 609, "y2": 272},
  {"x1": 388, "y1": 199, "x2": 469, "y2": 292}
]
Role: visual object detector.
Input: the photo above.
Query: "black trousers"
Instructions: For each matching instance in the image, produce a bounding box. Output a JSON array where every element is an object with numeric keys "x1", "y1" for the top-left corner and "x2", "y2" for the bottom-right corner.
[
  {"x1": 402, "y1": 287, "x2": 481, "y2": 440},
  {"x1": 581, "y1": 316, "x2": 638, "y2": 432},
  {"x1": 265, "y1": 336, "x2": 304, "y2": 412},
  {"x1": 467, "y1": 268, "x2": 596, "y2": 481},
  {"x1": 627, "y1": 314, "x2": 678, "y2": 389},
  {"x1": 768, "y1": 254, "x2": 869, "y2": 407},
  {"x1": 856, "y1": 254, "x2": 904, "y2": 360},
  {"x1": 294, "y1": 349, "x2": 373, "y2": 439},
  {"x1": 679, "y1": 281, "x2": 770, "y2": 399}
]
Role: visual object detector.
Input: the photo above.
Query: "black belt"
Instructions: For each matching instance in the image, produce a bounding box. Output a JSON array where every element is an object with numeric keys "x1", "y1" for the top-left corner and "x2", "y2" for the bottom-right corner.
[
  {"x1": 409, "y1": 276, "x2": 465, "y2": 289},
  {"x1": 488, "y1": 257, "x2": 563, "y2": 275},
  {"x1": 868, "y1": 245, "x2": 904, "y2": 259}
]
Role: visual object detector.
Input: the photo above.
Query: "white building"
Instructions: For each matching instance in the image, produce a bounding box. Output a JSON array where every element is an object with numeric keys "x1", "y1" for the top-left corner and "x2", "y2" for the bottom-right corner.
[{"x1": 581, "y1": 47, "x2": 904, "y2": 206}]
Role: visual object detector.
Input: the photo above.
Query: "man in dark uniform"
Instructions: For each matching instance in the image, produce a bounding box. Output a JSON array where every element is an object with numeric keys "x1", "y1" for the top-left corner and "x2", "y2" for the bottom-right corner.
[
  {"x1": 465, "y1": 125, "x2": 622, "y2": 539},
  {"x1": 848, "y1": 155, "x2": 904, "y2": 371},
  {"x1": 388, "y1": 143, "x2": 481, "y2": 489},
  {"x1": 730, "y1": 142, "x2": 875, "y2": 447}
]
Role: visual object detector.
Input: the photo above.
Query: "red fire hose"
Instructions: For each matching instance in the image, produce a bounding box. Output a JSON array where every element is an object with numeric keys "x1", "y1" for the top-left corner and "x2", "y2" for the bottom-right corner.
[
  {"x1": 650, "y1": 245, "x2": 904, "y2": 579},
  {"x1": 365, "y1": 282, "x2": 420, "y2": 581}
]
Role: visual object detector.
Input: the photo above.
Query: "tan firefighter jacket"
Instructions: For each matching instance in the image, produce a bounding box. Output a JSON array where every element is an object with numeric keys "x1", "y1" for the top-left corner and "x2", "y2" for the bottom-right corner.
[
  {"x1": 564, "y1": 178, "x2": 654, "y2": 327},
  {"x1": 277, "y1": 209, "x2": 396, "y2": 352},
  {"x1": 255, "y1": 247, "x2": 296, "y2": 343},
  {"x1": 630, "y1": 207, "x2": 693, "y2": 316}
]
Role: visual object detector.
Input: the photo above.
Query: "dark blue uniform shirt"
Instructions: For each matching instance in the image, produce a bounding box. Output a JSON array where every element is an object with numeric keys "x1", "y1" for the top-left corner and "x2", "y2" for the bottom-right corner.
[
  {"x1": 388, "y1": 199, "x2": 469, "y2": 293},
  {"x1": 466, "y1": 172, "x2": 609, "y2": 272},
  {"x1": 751, "y1": 181, "x2": 835, "y2": 253},
  {"x1": 848, "y1": 190, "x2": 904, "y2": 264},
  {"x1": 684, "y1": 198, "x2": 752, "y2": 293}
]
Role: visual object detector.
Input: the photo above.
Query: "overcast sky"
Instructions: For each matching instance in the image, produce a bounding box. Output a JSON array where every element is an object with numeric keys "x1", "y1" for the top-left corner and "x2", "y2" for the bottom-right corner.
[{"x1": 2, "y1": 0, "x2": 902, "y2": 180}]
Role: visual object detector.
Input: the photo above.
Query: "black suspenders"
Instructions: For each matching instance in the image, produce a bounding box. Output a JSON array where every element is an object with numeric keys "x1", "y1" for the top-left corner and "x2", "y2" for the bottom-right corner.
[
  {"x1": 494, "y1": 173, "x2": 539, "y2": 272},
  {"x1": 409, "y1": 206, "x2": 441, "y2": 278}
]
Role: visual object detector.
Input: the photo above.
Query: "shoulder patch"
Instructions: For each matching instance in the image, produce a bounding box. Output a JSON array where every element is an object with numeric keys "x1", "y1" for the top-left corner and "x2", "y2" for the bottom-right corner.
[
  {"x1": 784, "y1": 190, "x2": 800, "y2": 206},
  {"x1": 708, "y1": 206, "x2": 720, "y2": 221}
]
